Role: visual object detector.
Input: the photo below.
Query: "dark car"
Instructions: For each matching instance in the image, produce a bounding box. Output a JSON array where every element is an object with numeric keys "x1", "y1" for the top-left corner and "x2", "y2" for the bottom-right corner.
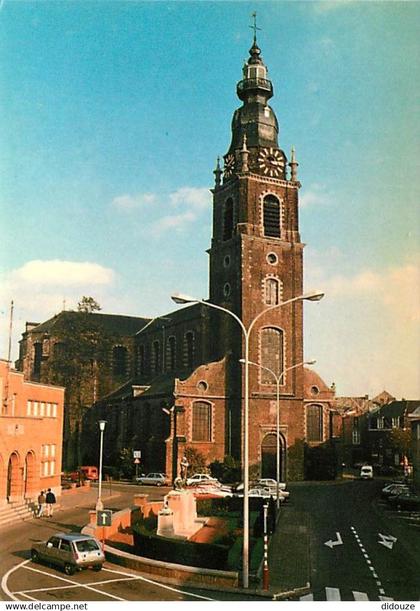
[
  {"x1": 388, "y1": 491, "x2": 420, "y2": 511},
  {"x1": 31, "y1": 533, "x2": 105, "y2": 575}
]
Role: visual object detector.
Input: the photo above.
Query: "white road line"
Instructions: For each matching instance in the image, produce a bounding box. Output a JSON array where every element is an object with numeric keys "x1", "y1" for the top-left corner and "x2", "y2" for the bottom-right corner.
[
  {"x1": 17, "y1": 576, "x2": 137, "y2": 595},
  {"x1": 16, "y1": 592, "x2": 38, "y2": 601},
  {"x1": 353, "y1": 591, "x2": 369, "y2": 601},
  {"x1": 1, "y1": 559, "x2": 31, "y2": 601},
  {"x1": 23, "y1": 565, "x2": 126, "y2": 601},
  {"x1": 102, "y1": 566, "x2": 215, "y2": 601},
  {"x1": 325, "y1": 587, "x2": 341, "y2": 601}
]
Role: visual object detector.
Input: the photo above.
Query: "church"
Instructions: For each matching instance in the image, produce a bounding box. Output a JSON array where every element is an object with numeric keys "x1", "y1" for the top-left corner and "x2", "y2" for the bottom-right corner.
[
  {"x1": 17, "y1": 32, "x2": 336, "y2": 479},
  {"x1": 82, "y1": 33, "x2": 336, "y2": 480}
]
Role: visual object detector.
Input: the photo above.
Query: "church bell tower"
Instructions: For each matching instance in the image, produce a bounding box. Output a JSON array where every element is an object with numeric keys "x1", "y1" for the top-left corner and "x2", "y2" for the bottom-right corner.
[{"x1": 209, "y1": 32, "x2": 305, "y2": 477}]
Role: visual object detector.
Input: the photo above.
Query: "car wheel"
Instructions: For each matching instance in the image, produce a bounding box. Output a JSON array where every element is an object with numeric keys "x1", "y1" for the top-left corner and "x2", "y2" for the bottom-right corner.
[
  {"x1": 31, "y1": 549, "x2": 39, "y2": 563},
  {"x1": 92, "y1": 565, "x2": 102, "y2": 572},
  {"x1": 156, "y1": 482, "x2": 162, "y2": 487},
  {"x1": 64, "y1": 563, "x2": 76, "y2": 576}
]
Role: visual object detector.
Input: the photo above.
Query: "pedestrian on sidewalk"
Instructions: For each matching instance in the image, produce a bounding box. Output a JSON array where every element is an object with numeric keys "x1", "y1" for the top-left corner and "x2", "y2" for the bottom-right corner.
[
  {"x1": 45, "y1": 488, "x2": 56, "y2": 517},
  {"x1": 37, "y1": 491, "x2": 46, "y2": 517}
]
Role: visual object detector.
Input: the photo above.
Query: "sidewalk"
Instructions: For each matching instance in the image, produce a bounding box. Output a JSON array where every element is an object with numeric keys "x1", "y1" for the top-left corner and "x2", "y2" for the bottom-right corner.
[{"x1": 267, "y1": 501, "x2": 311, "y2": 597}]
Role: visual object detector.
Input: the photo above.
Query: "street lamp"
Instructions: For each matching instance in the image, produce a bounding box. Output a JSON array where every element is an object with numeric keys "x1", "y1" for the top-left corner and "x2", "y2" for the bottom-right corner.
[
  {"x1": 95, "y1": 420, "x2": 107, "y2": 511},
  {"x1": 171, "y1": 289, "x2": 324, "y2": 587},
  {"x1": 240, "y1": 358, "x2": 316, "y2": 509}
]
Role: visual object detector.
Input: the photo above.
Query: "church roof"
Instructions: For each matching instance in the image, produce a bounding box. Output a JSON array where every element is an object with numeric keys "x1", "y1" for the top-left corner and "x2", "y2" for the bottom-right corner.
[
  {"x1": 28, "y1": 311, "x2": 150, "y2": 337},
  {"x1": 303, "y1": 367, "x2": 335, "y2": 401}
]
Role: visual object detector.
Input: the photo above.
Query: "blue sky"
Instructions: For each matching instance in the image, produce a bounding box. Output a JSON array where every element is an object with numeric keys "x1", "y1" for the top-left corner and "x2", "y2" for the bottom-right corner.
[{"x1": 1, "y1": 1, "x2": 419, "y2": 398}]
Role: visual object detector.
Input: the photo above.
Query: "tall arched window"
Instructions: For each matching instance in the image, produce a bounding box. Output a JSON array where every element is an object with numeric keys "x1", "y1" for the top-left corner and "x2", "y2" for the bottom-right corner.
[
  {"x1": 184, "y1": 331, "x2": 194, "y2": 369},
  {"x1": 166, "y1": 336, "x2": 176, "y2": 371},
  {"x1": 136, "y1": 345, "x2": 145, "y2": 376},
  {"x1": 263, "y1": 194, "x2": 281, "y2": 238},
  {"x1": 260, "y1": 327, "x2": 284, "y2": 384},
  {"x1": 264, "y1": 277, "x2": 281, "y2": 305},
  {"x1": 192, "y1": 401, "x2": 212, "y2": 441},
  {"x1": 113, "y1": 345, "x2": 128, "y2": 376},
  {"x1": 152, "y1": 340, "x2": 160, "y2": 373},
  {"x1": 223, "y1": 198, "x2": 234, "y2": 241},
  {"x1": 306, "y1": 405, "x2": 323, "y2": 442},
  {"x1": 33, "y1": 343, "x2": 43, "y2": 376}
]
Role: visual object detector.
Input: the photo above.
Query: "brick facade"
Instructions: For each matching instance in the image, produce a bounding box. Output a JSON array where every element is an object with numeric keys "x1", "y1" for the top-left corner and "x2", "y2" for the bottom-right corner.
[{"x1": 0, "y1": 359, "x2": 64, "y2": 504}]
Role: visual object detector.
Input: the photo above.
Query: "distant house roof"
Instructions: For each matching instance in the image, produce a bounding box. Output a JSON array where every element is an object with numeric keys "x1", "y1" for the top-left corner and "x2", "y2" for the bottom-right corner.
[
  {"x1": 27, "y1": 311, "x2": 151, "y2": 337},
  {"x1": 374, "y1": 400, "x2": 420, "y2": 419},
  {"x1": 335, "y1": 396, "x2": 373, "y2": 415},
  {"x1": 372, "y1": 390, "x2": 396, "y2": 406},
  {"x1": 408, "y1": 406, "x2": 420, "y2": 421}
]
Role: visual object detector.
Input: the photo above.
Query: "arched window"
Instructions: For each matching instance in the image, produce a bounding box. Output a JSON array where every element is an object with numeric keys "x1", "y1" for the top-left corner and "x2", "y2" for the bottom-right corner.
[
  {"x1": 52, "y1": 342, "x2": 66, "y2": 359},
  {"x1": 306, "y1": 405, "x2": 323, "y2": 442},
  {"x1": 192, "y1": 401, "x2": 212, "y2": 441},
  {"x1": 260, "y1": 327, "x2": 284, "y2": 384},
  {"x1": 223, "y1": 198, "x2": 234, "y2": 241},
  {"x1": 152, "y1": 340, "x2": 160, "y2": 373},
  {"x1": 136, "y1": 345, "x2": 145, "y2": 376},
  {"x1": 166, "y1": 336, "x2": 176, "y2": 371},
  {"x1": 264, "y1": 277, "x2": 281, "y2": 305},
  {"x1": 113, "y1": 345, "x2": 127, "y2": 376},
  {"x1": 33, "y1": 343, "x2": 42, "y2": 376},
  {"x1": 184, "y1": 331, "x2": 194, "y2": 369},
  {"x1": 263, "y1": 194, "x2": 281, "y2": 238}
]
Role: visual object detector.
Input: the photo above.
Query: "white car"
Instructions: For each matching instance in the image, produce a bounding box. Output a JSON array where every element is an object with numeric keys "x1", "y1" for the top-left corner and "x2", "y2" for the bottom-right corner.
[
  {"x1": 258, "y1": 478, "x2": 287, "y2": 493},
  {"x1": 193, "y1": 485, "x2": 232, "y2": 498},
  {"x1": 236, "y1": 487, "x2": 282, "y2": 500},
  {"x1": 186, "y1": 473, "x2": 220, "y2": 487}
]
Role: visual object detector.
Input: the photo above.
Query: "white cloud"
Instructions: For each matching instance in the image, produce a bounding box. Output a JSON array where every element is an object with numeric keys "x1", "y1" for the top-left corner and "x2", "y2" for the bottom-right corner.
[
  {"x1": 313, "y1": 0, "x2": 354, "y2": 14},
  {"x1": 300, "y1": 183, "x2": 332, "y2": 208},
  {"x1": 10, "y1": 260, "x2": 115, "y2": 287},
  {"x1": 112, "y1": 186, "x2": 211, "y2": 235},
  {"x1": 304, "y1": 253, "x2": 420, "y2": 398},
  {"x1": 112, "y1": 193, "x2": 157, "y2": 210},
  {"x1": 169, "y1": 187, "x2": 211, "y2": 211}
]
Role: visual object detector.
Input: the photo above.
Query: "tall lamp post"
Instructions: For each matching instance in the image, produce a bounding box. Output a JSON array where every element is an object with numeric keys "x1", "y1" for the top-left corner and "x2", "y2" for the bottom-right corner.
[
  {"x1": 95, "y1": 420, "x2": 107, "y2": 511},
  {"x1": 240, "y1": 358, "x2": 316, "y2": 509},
  {"x1": 171, "y1": 289, "x2": 324, "y2": 587}
]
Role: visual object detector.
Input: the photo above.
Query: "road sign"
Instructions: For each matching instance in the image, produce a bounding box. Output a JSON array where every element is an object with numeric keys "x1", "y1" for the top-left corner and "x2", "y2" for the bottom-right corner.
[
  {"x1": 97, "y1": 509, "x2": 112, "y2": 526},
  {"x1": 134, "y1": 458, "x2": 140, "y2": 464},
  {"x1": 133, "y1": 450, "x2": 141, "y2": 459}
]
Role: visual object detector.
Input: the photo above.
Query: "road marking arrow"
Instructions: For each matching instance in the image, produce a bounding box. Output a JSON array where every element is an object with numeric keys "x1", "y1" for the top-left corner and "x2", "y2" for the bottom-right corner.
[
  {"x1": 378, "y1": 533, "x2": 397, "y2": 549},
  {"x1": 324, "y1": 532, "x2": 343, "y2": 548}
]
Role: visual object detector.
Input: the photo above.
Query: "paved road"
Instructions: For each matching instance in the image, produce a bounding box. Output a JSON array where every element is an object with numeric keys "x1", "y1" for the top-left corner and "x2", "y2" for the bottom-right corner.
[
  {"x1": 0, "y1": 482, "x2": 265, "y2": 602},
  {"x1": 288, "y1": 479, "x2": 420, "y2": 601}
]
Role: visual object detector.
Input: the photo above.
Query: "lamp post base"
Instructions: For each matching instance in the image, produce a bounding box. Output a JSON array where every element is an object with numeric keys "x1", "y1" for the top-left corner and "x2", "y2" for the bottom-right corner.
[{"x1": 95, "y1": 498, "x2": 103, "y2": 512}]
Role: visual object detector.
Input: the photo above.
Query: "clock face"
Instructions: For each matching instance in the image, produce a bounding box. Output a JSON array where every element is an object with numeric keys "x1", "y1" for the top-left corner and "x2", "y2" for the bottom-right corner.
[
  {"x1": 257, "y1": 147, "x2": 285, "y2": 178},
  {"x1": 224, "y1": 153, "x2": 235, "y2": 178}
]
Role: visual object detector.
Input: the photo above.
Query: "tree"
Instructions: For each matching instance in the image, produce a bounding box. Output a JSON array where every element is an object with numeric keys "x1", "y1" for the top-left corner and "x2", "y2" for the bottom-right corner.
[
  {"x1": 78, "y1": 296, "x2": 102, "y2": 313},
  {"x1": 184, "y1": 447, "x2": 206, "y2": 475},
  {"x1": 388, "y1": 428, "x2": 412, "y2": 458}
]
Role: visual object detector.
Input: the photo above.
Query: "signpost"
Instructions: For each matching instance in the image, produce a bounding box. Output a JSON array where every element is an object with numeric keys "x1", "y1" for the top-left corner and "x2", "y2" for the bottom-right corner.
[{"x1": 96, "y1": 509, "x2": 112, "y2": 550}]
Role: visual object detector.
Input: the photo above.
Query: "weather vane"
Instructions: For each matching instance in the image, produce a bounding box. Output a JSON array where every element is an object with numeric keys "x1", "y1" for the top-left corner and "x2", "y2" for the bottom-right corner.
[{"x1": 249, "y1": 11, "x2": 261, "y2": 43}]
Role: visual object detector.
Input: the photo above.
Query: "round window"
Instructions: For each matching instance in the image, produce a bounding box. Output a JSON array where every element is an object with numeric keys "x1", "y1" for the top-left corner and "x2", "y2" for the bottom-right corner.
[
  {"x1": 267, "y1": 252, "x2": 278, "y2": 265},
  {"x1": 223, "y1": 255, "x2": 231, "y2": 267},
  {"x1": 197, "y1": 380, "x2": 208, "y2": 392},
  {"x1": 223, "y1": 283, "x2": 231, "y2": 297},
  {"x1": 311, "y1": 386, "x2": 320, "y2": 396}
]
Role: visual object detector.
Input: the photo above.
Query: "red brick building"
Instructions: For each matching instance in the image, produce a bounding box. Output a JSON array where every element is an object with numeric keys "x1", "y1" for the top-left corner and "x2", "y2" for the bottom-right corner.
[
  {"x1": 0, "y1": 359, "x2": 64, "y2": 504},
  {"x1": 80, "y1": 36, "x2": 335, "y2": 481}
]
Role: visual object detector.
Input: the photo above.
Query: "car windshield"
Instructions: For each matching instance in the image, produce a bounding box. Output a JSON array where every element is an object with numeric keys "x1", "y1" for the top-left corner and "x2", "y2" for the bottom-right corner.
[{"x1": 75, "y1": 539, "x2": 100, "y2": 553}]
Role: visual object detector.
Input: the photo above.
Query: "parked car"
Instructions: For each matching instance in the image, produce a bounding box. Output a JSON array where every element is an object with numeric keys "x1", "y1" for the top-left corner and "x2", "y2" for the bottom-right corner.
[
  {"x1": 136, "y1": 473, "x2": 170, "y2": 486},
  {"x1": 381, "y1": 483, "x2": 411, "y2": 499},
  {"x1": 186, "y1": 473, "x2": 220, "y2": 487},
  {"x1": 360, "y1": 465, "x2": 373, "y2": 480},
  {"x1": 236, "y1": 487, "x2": 282, "y2": 500},
  {"x1": 192, "y1": 485, "x2": 232, "y2": 499},
  {"x1": 31, "y1": 533, "x2": 105, "y2": 575},
  {"x1": 388, "y1": 491, "x2": 420, "y2": 511},
  {"x1": 257, "y1": 478, "x2": 287, "y2": 493}
]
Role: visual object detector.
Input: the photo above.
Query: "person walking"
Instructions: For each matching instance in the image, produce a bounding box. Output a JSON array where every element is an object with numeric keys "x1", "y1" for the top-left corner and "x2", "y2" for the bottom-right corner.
[
  {"x1": 45, "y1": 488, "x2": 56, "y2": 517},
  {"x1": 37, "y1": 491, "x2": 46, "y2": 518}
]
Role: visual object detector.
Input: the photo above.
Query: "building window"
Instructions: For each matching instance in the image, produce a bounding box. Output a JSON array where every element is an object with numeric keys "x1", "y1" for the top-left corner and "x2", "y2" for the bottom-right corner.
[
  {"x1": 167, "y1": 336, "x2": 176, "y2": 371},
  {"x1": 352, "y1": 417, "x2": 360, "y2": 445},
  {"x1": 136, "y1": 345, "x2": 145, "y2": 376},
  {"x1": 260, "y1": 327, "x2": 284, "y2": 384},
  {"x1": 264, "y1": 277, "x2": 281, "y2": 305},
  {"x1": 223, "y1": 198, "x2": 234, "y2": 241},
  {"x1": 223, "y1": 283, "x2": 231, "y2": 298},
  {"x1": 33, "y1": 343, "x2": 42, "y2": 376},
  {"x1": 192, "y1": 401, "x2": 212, "y2": 442},
  {"x1": 263, "y1": 195, "x2": 281, "y2": 238},
  {"x1": 223, "y1": 255, "x2": 231, "y2": 267},
  {"x1": 52, "y1": 403, "x2": 57, "y2": 418},
  {"x1": 27, "y1": 401, "x2": 32, "y2": 416},
  {"x1": 152, "y1": 340, "x2": 160, "y2": 373},
  {"x1": 306, "y1": 405, "x2": 323, "y2": 442},
  {"x1": 266, "y1": 252, "x2": 278, "y2": 265},
  {"x1": 53, "y1": 342, "x2": 66, "y2": 359},
  {"x1": 113, "y1": 345, "x2": 128, "y2": 376},
  {"x1": 184, "y1": 331, "x2": 194, "y2": 369}
]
